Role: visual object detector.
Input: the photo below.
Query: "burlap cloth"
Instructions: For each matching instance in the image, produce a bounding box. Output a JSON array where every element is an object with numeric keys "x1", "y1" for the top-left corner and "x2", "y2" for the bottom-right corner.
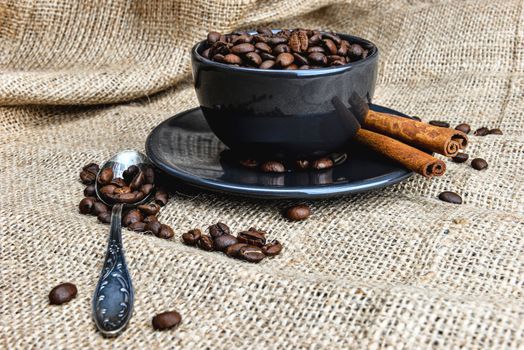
[{"x1": 1, "y1": 0, "x2": 523, "y2": 348}]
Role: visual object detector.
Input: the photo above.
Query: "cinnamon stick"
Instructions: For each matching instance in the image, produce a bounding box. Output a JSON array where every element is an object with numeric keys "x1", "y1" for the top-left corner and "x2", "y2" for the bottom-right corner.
[
  {"x1": 354, "y1": 129, "x2": 446, "y2": 177},
  {"x1": 362, "y1": 110, "x2": 468, "y2": 157}
]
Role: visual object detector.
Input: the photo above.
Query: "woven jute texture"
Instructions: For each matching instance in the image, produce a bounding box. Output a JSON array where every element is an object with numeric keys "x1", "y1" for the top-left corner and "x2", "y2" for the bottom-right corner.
[{"x1": 1, "y1": 0, "x2": 523, "y2": 348}]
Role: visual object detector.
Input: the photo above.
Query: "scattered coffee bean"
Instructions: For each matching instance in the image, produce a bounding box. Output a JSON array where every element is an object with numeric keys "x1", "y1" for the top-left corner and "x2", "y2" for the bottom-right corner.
[
  {"x1": 157, "y1": 224, "x2": 175, "y2": 239},
  {"x1": 285, "y1": 204, "x2": 311, "y2": 221},
  {"x1": 489, "y1": 128, "x2": 503, "y2": 135},
  {"x1": 225, "y1": 243, "x2": 248, "y2": 258},
  {"x1": 84, "y1": 184, "x2": 96, "y2": 197},
  {"x1": 49, "y1": 283, "x2": 77, "y2": 305},
  {"x1": 128, "y1": 221, "x2": 146, "y2": 232},
  {"x1": 79, "y1": 197, "x2": 96, "y2": 214},
  {"x1": 143, "y1": 215, "x2": 158, "y2": 223},
  {"x1": 438, "y1": 191, "x2": 462, "y2": 204},
  {"x1": 198, "y1": 235, "x2": 214, "y2": 251},
  {"x1": 98, "y1": 168, "x2": 113, "y2": 185},
  {"x1": 429, "y1": 120, "x2": 450, "y2": 128},
  {"x1": 182, "y1": 229, "x2": 202, "y2": 245},
  {"x1": 92, "y1": 201, "x2": 109, "y2": 216},
  {"x1": 79, "y1": 170, "x2": 96, "y2": 185},
  {"x1": 260, "y1": 161, "x2": 285, "y2": 173},
  {"x1": 152, "y1": 311, "x2": 182, "y2": 331},
  {"x1": 214, "y1": 234, "x2": 239, "y2": 251},
  {"x1": 471, "y1": 158, "x2": 488, "y2": 170},
  {"x1": 97, "y1": 211, "x2": 111, "y2": 224},
  {"x1": 82, "y1": 163, "x2": 99, "y2": 175},
  {"x1": 138, "y1": 203, "x2": 161, "y2": 216},
  {"x1": 261, "y1": 240, "x2": 283, "y2": 256},
  {"x1": 455, "y1": 123, "x2": 471, "y2": 134},
  {"x1": 474, "y1": 127, "x2": 490, "y2": 136},
  {"x1": 312, "y1": 157, "x2": 333, "y2": 170},
  {"x1": 209, "y1": 222, "x2": 230, "y2": 238},
  {"x1": 122, "y1": 209, "x2": 143, "y2": 227},
  {"x1": 451, "y1": 153, "x2": 469, "y2": 163},
  {"x1": 238, "y1": 230, "x2": 266, "y2": 247},
  {"x1": 155, "y1": 189, "x2": 169, "y2": 206},
  {"x1": 145, "y1": 221, "x2": 162, "y2": 236},
  {"x1": 239, "y1": 245, "x2": 265, "y2": 263}
]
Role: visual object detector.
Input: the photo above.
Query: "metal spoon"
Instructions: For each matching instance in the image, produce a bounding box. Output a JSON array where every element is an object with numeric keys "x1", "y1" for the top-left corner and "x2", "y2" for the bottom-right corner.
[{"x1": 92, "y1": 150, "x2": 153, "y2": 337}]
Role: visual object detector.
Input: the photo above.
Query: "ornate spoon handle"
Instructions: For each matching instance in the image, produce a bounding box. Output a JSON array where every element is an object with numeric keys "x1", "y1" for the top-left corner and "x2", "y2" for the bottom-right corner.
[{"x1": 92, "y1": 204, "x2": 134, "y2": 337}]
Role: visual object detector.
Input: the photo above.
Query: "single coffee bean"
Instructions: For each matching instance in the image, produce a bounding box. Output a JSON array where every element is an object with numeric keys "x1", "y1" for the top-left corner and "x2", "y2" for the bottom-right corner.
[
  {"x1": 114, "y1": 186, "x2": 132, "y2": 194},
  {"x1": 261, "y1": 240, "x2": 283, "y2": 256},
  {"x1": 100, "y1": 184, "x2": 117, "y2": 196},
  {"x1": 92, "y1": 201, "x2": 109, "y2": 216},
  {"x1": 207, "y1": 31, "x2": 221, "y2": 44},
  {"x1": 308, "y1": 52, "x2": 327, "y2": 65},
  {"x1": 276, "y1": 52, "x2": 294, "y2": 67},
  {"x1": 337, "y1": 40, "x2": 349, "y2": 56},
  {"x1": 145, "y1": 221, "x2": 162, "y2": 235},
  {"x1": 212, "y1": 53, "x2": 225, "y2": 63},
  {"x1": 123, "y1": 165, "x2": 139, "y2": 184},
  {"x1": 255, "y1": 42, "x2": 272, "y2": 53},
  {"x1": 198, "y1": 235, "x2": 214, "y2": 251},
  {"x1": 322, "y1": 32, "x2": 341, "y2": 45},
  {"x1": 49, "y1": 282, "x2": 77, "y2": 305},
  {"x1": 429, "y1": 120, "x2": 450, "y2": 128},
  {"x1": 97, "y1": 211, "x2": 111, "y2": 224},
  {"x1": 122, "y1": 209, "x2": 143, "y2": 227},
  {"x1": 330, "y1": 60, "x2": 345, "y2": 66},
  {"x1": 455, "y1": 123, "x2": 471, "y2": 134},
  {"x1": 231, "y1": 43, "x2": 255, "y2": 55},
  {"x1": 128, "y1": 221, "x2": 146, "y2": 232},
  {"x1": 240, "y1": 159, "x2": 258, "y2": 168},
  {"x1": 79, "y1": 170, "x2": 96, "y2": 185},
  {"x1": 225, "y1": 243, "x2": 248, "y2": 258},
  {"x1": 289, "y1": 31, "x2": 308, "y2": 52},
  {"x1": 451, "y1": 153, "x2": 469, "y2": 163},
  {"x1": 438, "y1": 191, "x2": 462, "y2": 204},
  {"x1": 143, "y1": 215, "x2": 158, "y2": 223},
  {"x1": 223, "y1": 53, "x2": 242, "y2": 65},
  {"x1": 259, "y1": 60, "x2": 276, "y2": 69},
  {"x1": 138, "y1": 203, "x2": 161, "y2": 216},
  {"x1": 257, "y1": 27, "x2": 273, "y2": 36},
  {"x1": 308, "y1": 33, "x2": 322, "y2": 45},
  {"x1": 260, "y1": 161, "x2": 285, "y2": 173},
  {"x1": 474, "y1": 127, "x2": 490, "y2": 136},
  {"x1": 82, "y1": 162, "x2": 99, "y2": 175},
  {"x1": 273, "y1": 44, "x2": 290, "y2": 55},
  {"x1": 111, "y1": 177, "x2": 127, "y2": 188},
  {"x1": 322, "y1": 39, "x2": 337, "y2": 55},
  {"x1": 156, "y1": 224, "x2": 174, "y2": 239},
  {"x1": 348, "y1": 44, "x2": 364, "y2": 60},
  {"x1": 152, "y1": 310, "x2": 182, "y2": 331},
  {"x1": 144, "y1": 166, "x2": 155, "y2": 184},
  {"x1": 312, "y1": 157, "x2": 334, "y2": 170},
  {"x1": 489, "y1": 128, "x2": 503, "y2": 135},
  {"x1": 471, "y1": 158, "x2": 488, "y2": 170},
  {"x1": 238, "y1": 230, "x2": 266, "y2": 247},
  {"x1": 260, "y1": 52, "x2": 276, "y2": 60},
  {"x1": 253, "y1": 34, "x2": 269, "y2": 43},
  {"x1": 155, "y1": 189, "x2": 169, "y2": 206},
  {"x1": 130, "y1": 171, "x2": 145, "y2": 191},
  {"x1": 295, "y1": 159, "x2": 310, "y2": 170},
  {"x1": 245, "y1": 52, "x2": 262, "y2": 66},
  {"x1": 84, "y1": 184, "x2": 96, "y2": 197},
  {"x1": 209, "y1": 222, "x2": 230, "y2": 238},
  {"x1": 239, "y1": 245, "x2": 265, "y2": 263},
  {"x1": 286, "y1": 204, "x2": 311, "y2": 221},
  {"x1": 293, "y1": 53, "x2": 309, "y2": 66},
  {"x1": 267, "y1": 36, "x2": 287, "y2": 45},
  {"x1": 182, "y1": 229, "x2": 202, "y2": 245},
  {"x1": 308, "y1": 46, "x2": 324, "y2": 53},
  {"x1": 115, "y1": 192, "x2": 140, "y2": 204},
  {"x1": 233, "y1": 34, "x2": 252, "y2": 44},
  {"x1": 79, "y1": 197, "x2": 96, "y2": 214},
  {"x1": 285, "y1": 63, "x2": 298, "y2": 70},
  {"x1": 327, "y1": 55, "x2": 344, "y2": 63},
  {"x1": 98, "y1": 168, "x2": 113, "y2": 185},
  {"x1": 214, "y1": 234, "x2": 239, "y2": 251}
]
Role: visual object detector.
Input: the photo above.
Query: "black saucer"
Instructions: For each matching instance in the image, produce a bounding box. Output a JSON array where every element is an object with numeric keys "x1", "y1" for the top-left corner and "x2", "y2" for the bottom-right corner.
[{"x1": 146, "y1": 105, "x2": 416, "y2": 199}]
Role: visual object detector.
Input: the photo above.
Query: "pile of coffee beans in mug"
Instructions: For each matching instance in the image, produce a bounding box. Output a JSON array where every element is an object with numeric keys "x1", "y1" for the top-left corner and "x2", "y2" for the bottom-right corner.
[
  {"x1": 78, "y1": 162, "x2": 174, "y2": 239},
  {"x1": 201, "y1": 28, "x2": 371, "y2": 69},
  {"x1": 182, "y1": 223, "x2": 283, "y2": 263}
]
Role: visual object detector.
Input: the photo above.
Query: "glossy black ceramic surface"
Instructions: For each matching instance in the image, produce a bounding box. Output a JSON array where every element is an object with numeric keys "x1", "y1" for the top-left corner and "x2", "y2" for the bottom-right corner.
[
  {"x1": 146, "y1": 105, "x2": 416, "y2": 199},
  {"x1": 191, "y1": 32, "x2": 378, "y2": 159}
]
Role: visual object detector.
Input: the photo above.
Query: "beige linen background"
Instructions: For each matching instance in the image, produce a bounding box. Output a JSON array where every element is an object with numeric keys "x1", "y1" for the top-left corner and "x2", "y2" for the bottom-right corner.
[{"x1": 1, "y1": 0, "x2": 523, "y2": 348}]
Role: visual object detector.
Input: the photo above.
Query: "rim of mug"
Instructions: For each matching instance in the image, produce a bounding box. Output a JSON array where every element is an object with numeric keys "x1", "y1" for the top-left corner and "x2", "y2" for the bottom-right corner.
[{"x1": 191, "y1": 30, "x2": 378, "y2": 77}]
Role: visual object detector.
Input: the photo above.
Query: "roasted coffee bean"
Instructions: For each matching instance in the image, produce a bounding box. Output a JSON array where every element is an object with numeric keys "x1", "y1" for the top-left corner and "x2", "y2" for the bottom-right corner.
[
  {"x1": 233, "y1": 34, "x2": 252, "y2": 44},
  {"x1": 273, "y1": 44, "x2": 290, "y2": 55},
  {"x1": 100, "y1": 184, "x2": 117, "y2": 196},
  {"x1": 207, "y1": 31, "x2": 221, "y2": 44},
  {"x1": 92, "y1": 201, "x2": 109, "y2": 216},
  {"x1": 471, "y1": 158, "x2": 488, "y2": 170},
  {"x1": 327, "y1": 55, "x2": 344, "y2": 63},
  {"x1": 49, "y1": 283, "x2": 77, "y2": 305},
  {"x1": 293, "y1": 53, "x2": 309, "y2": 66},
  {"x1": 285, "y1": 63, "x2": 298, "y2": 70},
  {"x1": 213, "y1": 53, "x2": 225, "y2": 63},
  {"x1": 144, "y1": 166, "x2": 155, "y2": 184},
  {"x1": 238, "y1": 230, "x2": 266, "y2": 247},
  {"x1": 255, "y1": 42, "x2": 272, "y2": 53},
  {"x1": 245, "y1": 52, "x2": 262, "y2": 66},
  {"x1": 128, "y1": 221, "x2": 146, "y2": 232},
  {"x1": 79, "y1": 197, "x2": 96, "y2": 214},
  {"x1": 84, "y1": 184, "x2": 96, "y2": 197},
  {"x1": 97, "y1": 211, "x2": 111, "y2": 224},
  {"x1": 231, "y1": 43, "x2": 255, "y2": 55},
  {"x1": 438, "y1": 191, "x2": 462, "y2": 204},
  {"x1": 260, "y1": 161, "x2": 285, "y2": 173},
  {"x1": 451, "y1": 153, "x2": 469, "y2": 163},
  {"x1": 295, "y1": 159, "x2": 310, "y2": 170},
  {"x1": 308, "y1": 46, "x2": 324, "y2": 53},
  {"x1": 114, "y1": 186, "x2": 132, "y2": 194},
  {"x1": 239, "y1": 245, "x2": 265, "y2": 263},
  {"x1": 308, "y1": 52, "x2": 327, "y2": 65},
  {"x1": 214, "y1": 234, "x2": 239, "y2": 251},
  {"x1": 223, "y1": 53, "x2": 242, "y2": 65},
  {"x1": 182, "y1": 229, "x2": 202, "y2": 245},
  {"x1": 98, "y1": 168, "x2": 113, "y2": 185},
  {"x1": 143, "y1": 215, "x2": 158, "y2": 223},
  {"x1": 276, "y1": 52, "x2": 294, "y2": 67},
  {"x1": 83, "y1": 162, "x2": 100, "y2": 175},
  {"x1": 308, "y1": 33, "x2": 322, "y2": 45},
  {"x1": 123, "y1": 165, "x2": 139, "y2": 184},
  {"x1": 429, "y1": 120, "x2": 450, "y2": 128},
  {"x1": 489, "y1": 128, "x2": 503, "y2": 135},
  {"x1": 331, "y1": 60, "x2": 345, "y2": 66},
  {"x1": 253, "y1": 35, "x2": 269, "y2": 43},
  {"x1": 322, "y1": 39, "x2": 337, "y2": 55},
  {"x1": 322, "y1": 32, "x2": 341, "y2": 45},
  {"x1": 259, "y1": 60, "x2": 276, "y2": 69},
  {"x1": 285, "y1": 204, "x2": 311, "y2": 221},
  {"x1": 337, "y1": 40, "x2": 349, "y2": 56},
  {"x1": 257, "y1": 27, "x2": 273, "y2": 36},
  {"x1": 267, "y1": 36, "x2": 288, "y2": 45},
  {"x1": 312, "y1": 157, "x2": 334, "y2": 170},
  {"x1": 201, "y1": 48, "x2": 211, "y2": 58},
  {"x1": 79, "y1": 170, "x2": 96, "y2": 185},
  {"x1": 260, "y1": 52, "x2": 276, "y2": 60},
  {"x1": 138, "y1": 203, "x2": 161, "y2": 216},
  {"x1": 198, "y1": 235, "x2": 214, "y2": 251},
  {"x1": 152, "y1": 310, "x2": 182, "y2": 331},
  {"x1": 122, "y1": 209, "x2": 143, "y2": 227},
  {"x1": 209, "y1": 222, "x2": 230, "y2": 238},
  {"x1": 348, "y1": 44, "x2": 364, "y2": 60},
  {"x1": 115, "y1": 192, "x2": 140, "y2": 204},
  {"x1": 111, "y1": 177, "x2": 127, "y2": 188},
  {"x1": 289, "y1": 31, "x2": 308, "y2": 52},
  {"x1": 155, "y1": 190, "x2": 169, "y2": 206},
  {"x1": 157, "y1": 224, "x2": 174, "y2": 239},
  {"x1": 455, "y1": 123, "x2": 471, "y2": 134},
  {"x1": 474, "y1": 127, "x2": 490, "y2": 136},
  {"x1": 130, "y1": 171, "x2": 145, "y2": 191},
  {"x1": 261, "y1": 240, "x2": 283, "y2": 256},
  {"x1": 140, "y1": 183, "x2": 154, "y2": 196},
  {"x1": 225, "y1": 243, "x2": 248, "y2": 258},
  {"x1": 145, "y1": 221, "x2": 162, "y2": 235},
  {"x1": 240, "y1": 159, "x2": 258, "y2": 168}
]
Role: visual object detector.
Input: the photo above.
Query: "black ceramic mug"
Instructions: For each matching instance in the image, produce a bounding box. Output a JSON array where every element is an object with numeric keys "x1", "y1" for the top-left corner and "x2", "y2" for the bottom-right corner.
[{"x1": 191, "y1": 31, "x2": 378, "y2": 159}]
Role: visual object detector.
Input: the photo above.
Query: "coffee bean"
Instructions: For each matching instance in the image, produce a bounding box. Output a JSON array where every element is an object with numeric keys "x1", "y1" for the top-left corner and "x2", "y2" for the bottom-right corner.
[
  {"x1": 138, "y1": 203, "x2": 161, "y2": 216},
  {"x1": 438, "y1": 191, "x2": 462, "y2": 204},
  {"x1": 471, "y1": 158, "x2": 488, "y2": 170},
  {"x1": 223, "y1": 53, "x2": 242, "y2": 65},
  {"x1": 260, "y1": 161, "x2": 285, "y2": 173},
  {"x1": 207, "y1": 31, "x2": 221, "y2": 44},
  {"x1": 238, "y1": 230, "x2": 266, "y2": 247},
  {"x1": 231, "y1": 43, "x2": 255, "y2": 55},
  {"x1": 157, "y1": 224, "x2": 174, "y2": 239},
  {"x1": 260, "y1": 52, "x2": 276, "y2": 60},
  {"x1": 92, "y1": 201, "x2": 109, "y2": 216},
  {"x1": 295, "y1": 160, "x2": 310, "y2": 170},
  {"x1": 233, "y1": 34, "x2": 252, "y2": 44},
  {"x1": 239, "y1": 245, "x2": 265, "y2": 263},
  {"x1": 261, "y1": 240, "x2": 283, "y2": 256},
  {"x1": 285, "y1": 63, "x2": 298, "y2": 70},
  {"x1": 49, "y1": 282, "x2": 77, "y2": 305},
  {"x1": 451, "y1": 153, "x2": 469, "y2": 163},
  {"x1": 474, "y1": 127, "x2": 490, "y2": 136},
  {"x1": 312, "y1": 157, "x2": 334, "y2": 170},
  {"x1": 209, "y1": 222, "x2": 230, "y2": 238},
  {"x1": 145, "y1": 221, "x2": 162, "y2": 235},
  {"x1": 182, "y1": 229, "x2": 202, "y2": 245},
  {"x1": 455, "y1": 123, "x2": 471, "y2": 134},
  {"x1": 245, "y1": 52, "x2": 262, "y2": 66},
  {"x1": 129, "y1": 171, "x2": 145, "y2": 191},
  {"x1": 276, "y1": 52, "x2": 294, "y2": 67},
  {"x1": 225, "y1": 243, "x2": 248, "y2": 258},
  {"x1": 308, "y1": 52, "x2": 327, "y2": 65},
  {"x1": 214, "y1": 234, "x2": 239, "y2": 251},
  {"x1": 100, "y1": 184, "x2": 117, "y2": 196},
  {"x1": 213, "y1": 53, "x2": 225, "y2": 63},
  {"x1": 97, "y1": 211, "x2": 111, "y2": 224},
  {"x1": 111, "y1": 177, "x2": 127, "y2": 188},
  {"x1": 337, "y1": 40, "x2": 349, "y2": 56},
  {"x1": 122, "y1": 209, "x2": 143, "y2": 227},
  {"x1": 257, "y1": 27, "x2": 273, "y2": 36},
  {"x1": 322, "y1": 32, "x2": 341, "y2": 45},
  {"x1": 308, "y1": 46, "x2": 325, "y2": 53},
  {"x1": 84, "y1": 184, "x2": 96, "y2": 197},
  {"x1": 273, "y1": 44, "x2": 290, "y2": 55},
  {"x1": 98, "y1": 168, "x2": 113, "y2": 185},
  {"x1": 198, "y1": 235, "x2": 214, "y2": 251},
  {"x1": 152, "y1": 311, "x2": 182, "y2": 331},
  {"x1": 114, "y1": 186, "x2": 132, "y2": 194},
  {"x1": 308, "y1": 33, "x2": 322, "y2": 45},
  {"x1": 348, "y1": 44, "x2": 364, "y2": 60},
  {"x1": 155, "y1": 189, "x2": 169, "y2": 206},
  {"x1": 267, "y1": 36, "x2": 287, "y2": 45},
  {"x1": 289, "y1": 31, "x2": 308, "y2": 52},
  {"x1": 259, "y1": 60, "x2": 276, "y2": 69},
  {"x1": 143, "y1": 215, "x2": 158, "y2": 223},
  {"x1": 285, "y1": 204, "x2": 311, "y2": 221},
  {"x1": 123, "y1": 165, "x2": 139, "y2": 184},
  {"x1": 293, "y1": 53, "x2": 308, "y2": 66},
  {"x1": 322, "y1": 39, "x2": 337, "y2": 55},
  {"x1": 255, "y1": 42, "x2": 272, "y2": 53},
  {"x1": 139, "y1": 184, "x2": 153, "y2": 196},
  {"x1": 115, "y1": 192, "x2": 140, "y2": 204},
  {"x1": 82, "y1": 162, "x2": 99, "y2": 175},
  {"x1": 79, "y1": 197, "x2": 96, "y2": 214},
  {"x1": 79, "y1": 170, "x2": 96, "y2": 185},
  {"x1": 201, "y1": 48, "x2": 211, "y2": 58},
  {"x1": 429, "y1": 120, "x2": 450, "y2": 128},
  {"x1": 128, "y1": 221, "x2": 146, "y2": 232},
  {"x1": 489, "y1": 128, "x2": 503, "y2": 135}
]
